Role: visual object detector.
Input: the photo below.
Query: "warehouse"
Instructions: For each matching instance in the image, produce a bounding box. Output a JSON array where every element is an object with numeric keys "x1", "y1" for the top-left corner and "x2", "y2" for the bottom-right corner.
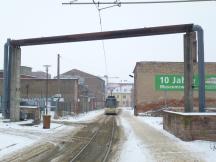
[{"x1": 133, "y1": 61, "x2": 216, "y2": 114}]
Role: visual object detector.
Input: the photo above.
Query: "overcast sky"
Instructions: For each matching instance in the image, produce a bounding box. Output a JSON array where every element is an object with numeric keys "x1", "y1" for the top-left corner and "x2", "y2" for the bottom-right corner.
[{"x1": 0, "y1": 0, "x2": 215, "y2": 83}]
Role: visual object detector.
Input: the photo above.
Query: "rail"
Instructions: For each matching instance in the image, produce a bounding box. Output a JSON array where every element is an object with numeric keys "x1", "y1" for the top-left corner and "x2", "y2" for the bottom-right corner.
[
  {"x1": 70, "y1": 116, "x2": 116, "y2": 162},
  {"x1": 103, "y1": 116, "x2": 116, "y2": 162}
]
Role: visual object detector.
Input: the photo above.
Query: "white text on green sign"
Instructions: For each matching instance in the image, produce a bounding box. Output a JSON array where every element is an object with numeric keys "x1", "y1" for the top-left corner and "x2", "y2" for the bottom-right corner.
[{"x1": 155, "y1": 74, "x2": 216, "y2": 91}]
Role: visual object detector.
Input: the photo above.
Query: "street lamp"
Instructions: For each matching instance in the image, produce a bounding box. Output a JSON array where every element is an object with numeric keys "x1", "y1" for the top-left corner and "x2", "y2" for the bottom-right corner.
[{"x1": 129, "y1": 74, "x2": 134, "y2": 78}]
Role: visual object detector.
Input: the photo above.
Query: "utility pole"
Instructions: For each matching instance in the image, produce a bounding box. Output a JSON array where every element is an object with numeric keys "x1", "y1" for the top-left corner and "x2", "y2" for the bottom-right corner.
[
  {"x1": 44, "y1": 65, "x2": 51, "y2": 115},
  {"x1": 120, "y1": 80, "x2": 122, "y2": 107},
  {"x1": 104, "y1": 75, "x2": 108, "y2": 97},
  {"x1": 26, "y1": 84, "x2": 29, "y2": 98},
  {"x1": 55, "y1": 54, "x2": 60, "y2": 118},
  {"x1": 57, "y1": 54, "x2": 60, "y2": 93}
]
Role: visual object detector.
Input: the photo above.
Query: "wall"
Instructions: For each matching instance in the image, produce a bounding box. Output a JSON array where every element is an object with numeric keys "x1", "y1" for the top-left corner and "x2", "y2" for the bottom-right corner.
[
  {"x1": 61, "y1": 69, "x2": 105, "y2": 108},
  {"x1": 134, "y1": 62, "x2": 216, "y2": 113},
  {"x1": 85, "y1": 77, "x2": 105, "y2": 108},
  {"x1": 113, "y1": 93, "x2": 132, "y2": 107},
  {"x1": 0, "y1": 78, "x2": 78, "y2": 108},
  {"x1": 163, "y1": 111, "x2": 216, "y2": 141},
  {"x1": 109, "y1": 83, "x2": 133, "y2": 107}
]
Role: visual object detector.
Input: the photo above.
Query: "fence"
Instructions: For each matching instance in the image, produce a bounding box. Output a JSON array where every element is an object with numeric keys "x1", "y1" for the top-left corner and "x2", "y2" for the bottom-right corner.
[
  {"x1": 57, "y1": 96, "x2": 104, "y2": 115},
  {"x1": 21, "y1": 97, "x2": 46, "y2": 109},
  {"x1": 0, "y1": 96, "x2": 104, "y2": 118}
]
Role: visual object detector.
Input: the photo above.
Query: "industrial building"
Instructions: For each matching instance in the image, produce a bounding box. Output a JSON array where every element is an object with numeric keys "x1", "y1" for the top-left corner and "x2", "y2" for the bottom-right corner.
[{"x1": 133, "y1": 61, "x2": 216, "y2": 114}]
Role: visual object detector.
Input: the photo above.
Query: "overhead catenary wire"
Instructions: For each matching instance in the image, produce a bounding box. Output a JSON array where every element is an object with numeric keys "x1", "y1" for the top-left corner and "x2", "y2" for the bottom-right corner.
[
  {"x1": 98, "y1": 12, "x2": 109, "y2": 76},
  {"x1": 92, "y1": 0, "x2": 111, "y2": 79},
  {"x1": 62, "y1": 0, "x2": 215, "y2": 5}
]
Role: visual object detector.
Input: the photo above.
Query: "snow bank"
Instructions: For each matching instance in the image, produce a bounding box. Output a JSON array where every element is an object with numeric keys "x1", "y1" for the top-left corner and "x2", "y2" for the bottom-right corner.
[
  {"x1": 0, "y1": 119, "x2": 67, "y2": 157},
  {"x1": 137, "y1": 116, "x2": 163, "y2": 131},
  {"x1": 0, "y1": 133, "x2": 35, "y2": 157},
  {"x1": 0, "y1": 116, "x2": 77, "y2": 158},
  {"x1": 53, "y1": 109, "x2": 104, "y2": 123},
  {"x1": 164, "y1": 110, "x2": 216, "y2": 116},
  {"x1": 0, "y1": 119, "x2": 66, "y2": 133}
]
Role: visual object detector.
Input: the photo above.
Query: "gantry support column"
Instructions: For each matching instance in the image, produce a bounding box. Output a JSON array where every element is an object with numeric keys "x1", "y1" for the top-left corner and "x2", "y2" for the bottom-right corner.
[
  {"x1": 3, "y1": 41, "x2": 10, "y2": 118},
  {"x1": 184, "y1": 32, "x2": 197, "y2": 112},
  {"x1": 9, "y1": 46, "x2": 21, "y2": 121}
]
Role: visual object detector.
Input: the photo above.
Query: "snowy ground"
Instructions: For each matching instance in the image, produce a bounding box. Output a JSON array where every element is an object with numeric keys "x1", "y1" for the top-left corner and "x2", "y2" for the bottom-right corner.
[
  {"x1": 117, "y1": 114, "x2": 154, "y2": 162},
  {"x1": 0, "y1": 133, "x2": 34, "y2": 157},
  {"x1": 136, "y1": 115, "x2": 216, "y2": 162},
  {"x1": 52, "y1": 109, "x2": 104, "y2": 123},
  {"x1": 1, "y1": 108, "x2": 216, "y2": 161},
  {"x1": 0, "y1": 109, "x2": 104, "y2": 158},
  {"x1": 119, "y1": 108, "x2": 216, "y2": 162},
  {"x1": 0, "y1": 118, "x2": 69, "y2": 158}
]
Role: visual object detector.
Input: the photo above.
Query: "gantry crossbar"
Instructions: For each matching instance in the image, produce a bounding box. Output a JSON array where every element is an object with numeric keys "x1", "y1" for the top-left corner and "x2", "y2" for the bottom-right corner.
[{"x1": 11, "y1": 24, "x2": 193, "y2": 46}]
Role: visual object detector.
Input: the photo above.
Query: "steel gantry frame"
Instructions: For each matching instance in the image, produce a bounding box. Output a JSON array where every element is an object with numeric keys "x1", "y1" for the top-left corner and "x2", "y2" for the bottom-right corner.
[{"x1": 3, "y1": 24, "x2": 205, "y2": 120}]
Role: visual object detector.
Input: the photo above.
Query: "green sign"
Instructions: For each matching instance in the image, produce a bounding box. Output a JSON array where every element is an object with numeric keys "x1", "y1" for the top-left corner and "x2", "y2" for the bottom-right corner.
[{"x1": 155, "y1": 74, "x2": 216, "y2": 91}]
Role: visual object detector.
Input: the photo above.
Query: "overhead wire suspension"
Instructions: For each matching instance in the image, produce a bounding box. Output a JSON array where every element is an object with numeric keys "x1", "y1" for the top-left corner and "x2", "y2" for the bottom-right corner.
[{"x1": 62, "y1": 0, "x2": 215, "y2": 5}]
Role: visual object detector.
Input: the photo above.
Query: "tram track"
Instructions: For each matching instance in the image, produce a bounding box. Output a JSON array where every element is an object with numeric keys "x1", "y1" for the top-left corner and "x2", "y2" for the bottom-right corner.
[
  {"x1": 103, "y1": 116, "x2": 116, "y2": 162},
  {"x1": 69, "y1": 115, "x2": 116, "y2": 162},
  {"x1": 0, "y1": 115, "x2": 119, "y2": 162}
]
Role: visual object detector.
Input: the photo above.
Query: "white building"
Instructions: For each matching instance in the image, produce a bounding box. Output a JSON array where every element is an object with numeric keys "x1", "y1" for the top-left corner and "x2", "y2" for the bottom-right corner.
[{"x1": 107, "y1": 83, "x2": 133, "y2": 107}]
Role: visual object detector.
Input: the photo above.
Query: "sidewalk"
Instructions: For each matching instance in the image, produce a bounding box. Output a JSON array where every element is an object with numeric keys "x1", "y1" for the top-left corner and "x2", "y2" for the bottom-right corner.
[{"x1": 120, "y1": 110, "x2": 204, "y2": 162}]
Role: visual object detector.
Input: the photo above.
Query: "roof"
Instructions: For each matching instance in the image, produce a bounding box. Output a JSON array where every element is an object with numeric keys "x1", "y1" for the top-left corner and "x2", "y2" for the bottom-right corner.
[
  {"x1": 112, "y1": 84, "x2": 133, "y2": 93},
  {"x1": 133, "y1": 61, "x2": 183, "y2": 73},
  {"x1": 61, "y1": 69, "x2": 103, "y2": 81},
  {"x1": 0, "y1": 71, "x2": 37, "y2": 79},
  {"x1": 133, "y1": 61, "x2": 216, "y2": 73}
]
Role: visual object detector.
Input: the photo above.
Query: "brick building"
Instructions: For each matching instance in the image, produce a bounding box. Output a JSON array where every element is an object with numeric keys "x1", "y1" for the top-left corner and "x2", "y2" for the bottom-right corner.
[
  {"x1": 31, "y1": 71, "x2": 51, "y2": 79},
  {"x1": 19, "y1": 79, "x2": 78, "y2": 102},
  {"x1": 60, "y1": 69, "x2": 105, "y2": 108},
  {"x1": 133, "y1": 61, "x2": 216, "y2": 114},
  {"x1": 0, "y1": 78, "x2": 79, "y2": 112},
  {"x1": 0, "y1": 67, "x2": 105, "y2": 116}
]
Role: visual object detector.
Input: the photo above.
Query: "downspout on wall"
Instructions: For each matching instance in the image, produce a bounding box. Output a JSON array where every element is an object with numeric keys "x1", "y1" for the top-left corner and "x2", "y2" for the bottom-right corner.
[
  {"x1": 3, "y1": 39, "x2": 12, "y2": 119},
  {"x1": 193, "y1": 25, "x2": 205, "y2": 112}
]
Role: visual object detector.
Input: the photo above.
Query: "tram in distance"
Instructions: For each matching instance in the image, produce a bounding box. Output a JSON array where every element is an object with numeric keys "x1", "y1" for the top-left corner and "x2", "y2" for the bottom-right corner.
[{"x1": 104, "y1": 96, "x2": 119, "y2": 115}]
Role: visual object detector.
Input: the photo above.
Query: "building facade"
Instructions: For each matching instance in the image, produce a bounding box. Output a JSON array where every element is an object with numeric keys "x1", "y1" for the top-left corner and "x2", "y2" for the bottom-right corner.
[
  {"x1": 31, "y1": 71, "x2": 51, "y2": 79},
  {"x1": 0, "y1": 67, "x2": 104, "y2": 116},
  {"x1": 108, "y1": 83, "x2": 133, "y2": 107},
  {"x1": 133, "y1": 61, "x2": 216, "y2": 114},
  {"x1": 60, "y1": 69, "x2": 105, "y2": 108},
  {"x1": 0, "y1": 78, "x2": 79, "y2": 112}
]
